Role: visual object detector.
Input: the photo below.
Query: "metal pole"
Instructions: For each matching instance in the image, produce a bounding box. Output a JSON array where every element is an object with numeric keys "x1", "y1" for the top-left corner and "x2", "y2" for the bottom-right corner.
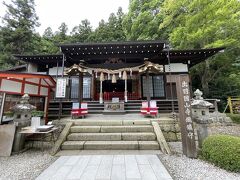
[
  {"x1": 58, "y1": 53, "x2": 65, "y2": 120},
  {"x1": 0, "y1": 93, "x2": 6, "y2": 125},
  {"x1": 56, "y1": 60, "x2": 59, "y2": 79},
  {"x1": 167, "y1": 45, "x2": 175, "y2": 116},
  {"x1": 54, "y1": 61, "x2": 59, "y2": 101}
]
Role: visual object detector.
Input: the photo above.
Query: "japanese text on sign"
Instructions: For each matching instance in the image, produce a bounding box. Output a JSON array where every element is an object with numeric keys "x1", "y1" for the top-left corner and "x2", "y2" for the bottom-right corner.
[
  {"x1": 181, "y1": 80, "x2": 194, "y2": 139},
  {"x1": 56, "y1": 78, "x2": 67, "y2": 98}
]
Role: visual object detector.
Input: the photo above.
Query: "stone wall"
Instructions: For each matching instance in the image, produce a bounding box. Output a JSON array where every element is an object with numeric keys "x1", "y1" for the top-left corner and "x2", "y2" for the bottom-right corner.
[{"x1": 153, "y1": 118, "x2": 181, "y2": 142}]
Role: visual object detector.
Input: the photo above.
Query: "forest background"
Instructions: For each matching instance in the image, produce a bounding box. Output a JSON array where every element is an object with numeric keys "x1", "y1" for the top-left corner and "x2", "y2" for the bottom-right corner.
[{"x1": 0, "y1": 0, "x2": 239, "y2": 111}]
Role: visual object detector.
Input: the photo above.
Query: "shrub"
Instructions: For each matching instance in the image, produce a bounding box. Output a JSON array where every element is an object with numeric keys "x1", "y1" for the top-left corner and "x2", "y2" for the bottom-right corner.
[
  {"x1": 201, "y1": 135, "x2": 240, "y2": 172},
  {"x1": 31, "y1": 110, "x2": 44, "y2": 117},
  {"x1": 3, "y1": 111, "x2": 13, "y2": 117},
  {"x1": 227, "y1": 113, "x2": 240, "y2": 124}
]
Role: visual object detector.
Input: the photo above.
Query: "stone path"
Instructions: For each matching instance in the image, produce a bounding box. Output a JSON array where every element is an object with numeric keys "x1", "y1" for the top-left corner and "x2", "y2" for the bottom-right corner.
[{"x1": 36, "y1": 154, "x2": 172, "y2": 180}]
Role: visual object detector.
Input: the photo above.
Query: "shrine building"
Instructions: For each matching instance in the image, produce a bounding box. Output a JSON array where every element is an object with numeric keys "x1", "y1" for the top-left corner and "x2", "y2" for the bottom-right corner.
[{"x1": 0, "y1": 40, "x2": 224, "y2": 122}]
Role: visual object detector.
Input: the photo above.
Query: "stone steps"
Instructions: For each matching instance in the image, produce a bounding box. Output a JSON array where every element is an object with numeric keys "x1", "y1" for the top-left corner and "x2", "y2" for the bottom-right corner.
[
  {"x1": 70, "y1": 125, "x2": 154, "y2": 133},
  {"x1": 73, "y1": 120, "x2": 151, "y2": 126},
  {"x1": 60, "y1": 119, "x2": 160, "y2": 151},
  {"x1": 67, "y1": 132, "x2": 156, "y2": 141},
  {"x1": 61, "y1": 141, "x2": 159, "y2": 150}
]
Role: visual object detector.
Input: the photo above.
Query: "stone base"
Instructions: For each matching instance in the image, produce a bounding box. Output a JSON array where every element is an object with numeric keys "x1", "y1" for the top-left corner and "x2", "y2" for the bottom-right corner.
[{"x1": 102, "y1": 110, "x2": 126, "y2": 115}]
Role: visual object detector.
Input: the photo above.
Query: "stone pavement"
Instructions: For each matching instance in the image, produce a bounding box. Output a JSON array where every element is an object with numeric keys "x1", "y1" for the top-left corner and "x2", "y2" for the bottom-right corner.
[{"x1": 36, "y1": 154, "x2": 172, "y2": 180}]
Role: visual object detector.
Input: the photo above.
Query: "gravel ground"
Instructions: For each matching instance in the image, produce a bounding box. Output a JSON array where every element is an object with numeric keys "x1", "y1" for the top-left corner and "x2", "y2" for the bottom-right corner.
[
  {"x1": 159, "y1": 124, "x2": 240, "y2": 180},
  {"x1": 0, "y1": 148, "x2": 57, "y2": 180},
  {"x1": 209, "y1": 123, "x2": 240, "y2": 137},
  {"x1": 0, "y1": 124, "x2": 239, "y2": 180},
  {"x1": 160, "y1": 152, "x2": 240, "y2": 180}
]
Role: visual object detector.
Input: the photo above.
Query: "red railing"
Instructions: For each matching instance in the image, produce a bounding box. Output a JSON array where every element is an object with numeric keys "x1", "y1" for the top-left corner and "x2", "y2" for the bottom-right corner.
[{"x1": 95, "y1": 92, "x2": 140, "y2": 101}]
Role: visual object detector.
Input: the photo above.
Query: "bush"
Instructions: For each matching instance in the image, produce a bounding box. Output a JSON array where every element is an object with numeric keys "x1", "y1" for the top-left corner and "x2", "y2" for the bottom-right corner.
[
  {"x1": 201, "y1": 135, "x2": 240, "y2": 172},
  {"x1": 31, "y1": 110, "x2": 44, "y2": 117},
  {"x1": 227, "y1": 113, "x2": 240, "y2": 124},
  {"x1": 3, "y1": 111, "x2": 13, "y2": 117}
]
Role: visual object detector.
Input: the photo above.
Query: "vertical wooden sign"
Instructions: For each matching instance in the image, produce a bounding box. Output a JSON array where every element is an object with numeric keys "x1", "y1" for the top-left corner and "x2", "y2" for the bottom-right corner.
[{"x1": 176, "y1": 74, "x2": 197, "y2": 158}]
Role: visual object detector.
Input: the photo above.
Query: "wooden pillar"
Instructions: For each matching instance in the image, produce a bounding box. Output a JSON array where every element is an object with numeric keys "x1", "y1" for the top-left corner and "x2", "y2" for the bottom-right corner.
[
  {"x1": 91, "y1": 72, "x2": 95, "y2": 101},
  {"x1": 176, "y1": 74, "x2": 197, "y2": 158},
  {"x1": 124, "y1": 79, "x2": 128, "y2": 102},
  {"x1": 99, "y1": 81, "x2": 103, "y2": 103},
  {"x1": 146, "y1": 70, "x2": 151, "y2": 107},
  {"x1": 79, "y1": 72, "x2": 83, "y2": 104},
  {"x1": 138, "y1": 73, "x2": 142, "y2": 99}
]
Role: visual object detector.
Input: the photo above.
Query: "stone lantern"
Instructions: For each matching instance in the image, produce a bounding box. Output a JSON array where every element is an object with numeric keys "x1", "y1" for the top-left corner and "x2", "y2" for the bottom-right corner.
[
  {"x1": 11, "y1": 94, "x2": 36, "y2": 152},
  {"x1": 191, "y1": 89, "x2": 213, "y2": 120},
  {"x1": 11, "y1": 94, "x2": 36, "y2": 126},
  {"x1": 191, "y1": 89, "x2": 213, "y2": 148}
]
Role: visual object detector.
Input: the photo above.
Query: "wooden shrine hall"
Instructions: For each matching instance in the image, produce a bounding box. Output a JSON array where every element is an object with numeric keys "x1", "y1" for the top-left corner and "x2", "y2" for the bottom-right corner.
[{"x1": 11, "y1": 40, "x2": 224, "y2": 118}]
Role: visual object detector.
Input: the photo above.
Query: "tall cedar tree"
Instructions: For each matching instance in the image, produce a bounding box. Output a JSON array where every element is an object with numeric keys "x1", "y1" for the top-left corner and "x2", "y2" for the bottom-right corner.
[{"x1": 0, "y1": 0, "x2": 39, "y2": 68}]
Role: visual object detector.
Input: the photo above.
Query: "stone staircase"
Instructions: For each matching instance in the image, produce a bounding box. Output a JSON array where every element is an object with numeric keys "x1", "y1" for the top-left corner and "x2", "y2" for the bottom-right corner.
[{"x1": 61, "y1": 120, "x2": 160, "y2": 150}]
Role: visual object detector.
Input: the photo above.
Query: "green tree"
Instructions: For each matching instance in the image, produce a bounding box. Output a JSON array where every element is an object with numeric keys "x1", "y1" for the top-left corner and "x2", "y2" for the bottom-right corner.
[
  {"x1": 123, "y1": 0, "x2": 164, "y2": 40},
  {"x1": 0, "y1": 0, "x2": 39, "y2": 68},
  {"x1": 43, "y1": 27, "x2": 54, "y2": 39},
  {"x1": 70, "y1": 19, "x2": 93, "y2": 43},
  {"x1": 89, "y1": 7, "x2": 126, "y2": 42},
  {"x1": 53, "y1": 22, "x2": 70, "y2": 44},
  {"x1": 159, "y1": 0, "x2": 240, "y2": 98}
]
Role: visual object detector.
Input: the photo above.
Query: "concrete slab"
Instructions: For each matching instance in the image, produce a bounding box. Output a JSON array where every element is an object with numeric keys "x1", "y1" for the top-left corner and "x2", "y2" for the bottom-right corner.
[
  {"x1": 37, "y1": 155, "x2": 173, "y2": 180},
  {"x1": 0, "y1": 124, "x2": 16, "y2": 156},
  {"x1": 56, "y1": 150, "x2": 162, "y2": 156}
]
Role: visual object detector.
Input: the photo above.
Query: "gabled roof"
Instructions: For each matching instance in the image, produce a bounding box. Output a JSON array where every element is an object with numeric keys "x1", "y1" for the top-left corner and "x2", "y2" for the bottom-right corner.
[{"x1": 13, "y1": 40, "x2": 225, "y2": 68}]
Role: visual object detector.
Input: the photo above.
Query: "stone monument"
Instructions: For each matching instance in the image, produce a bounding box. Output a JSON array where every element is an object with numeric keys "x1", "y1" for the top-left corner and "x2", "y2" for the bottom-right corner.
[{"x1": 11, "y1": 94, "x2": 36, "y2": 152}]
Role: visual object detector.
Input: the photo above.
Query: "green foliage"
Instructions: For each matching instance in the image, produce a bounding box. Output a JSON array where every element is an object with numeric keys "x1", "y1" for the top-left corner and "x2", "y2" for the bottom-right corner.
[
  {"x1": 123, "y1": 0, "x2": 164, "y2": 40},
  {"x1": 3, "y1": 111, "x2": 14, "y2": 117},
  {"x1": 31, "y1": 110, "x2": 44, "y2": 117},
  {"x1": 89, "y1": 7, "x2": 126, "y2": 42},
  {"x1": 201, "y1": 135, "x2": 240, "y2": 172},
  {"x1": 0, "y1": 0, "x2": 39, "y2": 68},
  {"x1": 70, "y1": 19, "x2": 93, "y2": 43},
  {"x1": 227, "y1": 113, "x2": 240, "y2": 124},
  {"x1": 159, "y1": 0, "x2": 240, "y2": 100}
]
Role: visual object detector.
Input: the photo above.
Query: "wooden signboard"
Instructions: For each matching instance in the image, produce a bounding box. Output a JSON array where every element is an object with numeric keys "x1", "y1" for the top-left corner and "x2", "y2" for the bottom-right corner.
[
  {"x1": 176, "y1": 74, "x2": 197, "y2": 158},
  {"x1": 55, "y1": 78, "x2": 67, "y2": 98}
]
